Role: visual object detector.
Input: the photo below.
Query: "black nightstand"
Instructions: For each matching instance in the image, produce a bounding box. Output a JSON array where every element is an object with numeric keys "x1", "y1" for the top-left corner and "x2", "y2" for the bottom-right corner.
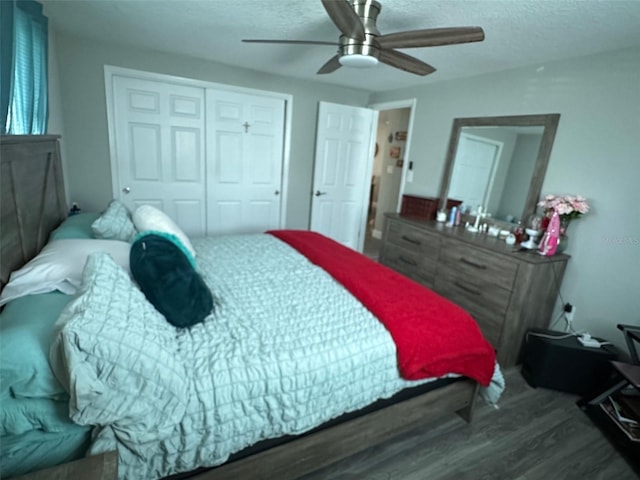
[{"x1": 520, "y1": 329, "x2": 619, "y2": 396}]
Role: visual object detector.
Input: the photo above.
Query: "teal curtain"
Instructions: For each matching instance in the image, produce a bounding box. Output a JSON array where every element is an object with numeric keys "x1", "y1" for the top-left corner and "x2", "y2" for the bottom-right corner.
[
  {"x1": 0, "y1": 1, "x2": 15, "y2": 132},
  {"x1": 1, "y1": 0, "x2": 48, "y2": 134}
]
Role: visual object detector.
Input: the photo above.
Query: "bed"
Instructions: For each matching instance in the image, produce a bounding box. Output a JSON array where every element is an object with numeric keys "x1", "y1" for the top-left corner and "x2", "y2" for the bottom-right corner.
[{"x1": 0, "y1": 135, "x2": 504, "y2": 479}]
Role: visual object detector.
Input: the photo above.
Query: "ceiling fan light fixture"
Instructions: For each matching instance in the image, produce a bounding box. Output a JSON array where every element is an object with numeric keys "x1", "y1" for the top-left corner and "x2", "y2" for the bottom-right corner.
[
  {"x1": 244, "y1": 1, "x2": 484, "y2": 77},
  {"x1": 338, "y1": 54, "x2": 379, "y2": 68}
]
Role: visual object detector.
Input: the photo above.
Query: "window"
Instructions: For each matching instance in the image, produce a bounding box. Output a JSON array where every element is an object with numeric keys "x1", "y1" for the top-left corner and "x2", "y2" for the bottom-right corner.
[{"x1": 1, "y1": 0, "x2": 48, "y2": 135}]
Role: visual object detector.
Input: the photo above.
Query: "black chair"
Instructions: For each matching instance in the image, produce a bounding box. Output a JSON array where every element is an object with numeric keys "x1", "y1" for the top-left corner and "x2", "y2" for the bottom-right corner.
[
  {"x1": 577, "y1": 324, "x2": 640, "y2": 473},
  {"x1": 582, "y1": 324, "x2": 639, "y2": 404},
  {"x1": 620, "y1": 324, "x2": 640, "y2": 365}
]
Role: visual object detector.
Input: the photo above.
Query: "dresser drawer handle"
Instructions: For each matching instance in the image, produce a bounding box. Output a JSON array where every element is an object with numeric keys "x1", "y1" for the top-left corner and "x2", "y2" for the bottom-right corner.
[
  {"x1": 454, "y1": 281, "x2": 481, "y2": 296},
  {"x1": 401, "y1": 235, "x2": 421, "y2": 246},
  {"x1": 399, "y1": 255, "x2": 418, "y2": 266},
  {"x1": 460, "y1": 257, "x2": 487, "y2": 270}
]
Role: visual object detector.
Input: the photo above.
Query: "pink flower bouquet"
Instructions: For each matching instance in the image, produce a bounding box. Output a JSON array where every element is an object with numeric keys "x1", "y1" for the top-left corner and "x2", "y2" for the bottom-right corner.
[{"x1": 538, "y1": 194, "x2": 590, "y2": 222}]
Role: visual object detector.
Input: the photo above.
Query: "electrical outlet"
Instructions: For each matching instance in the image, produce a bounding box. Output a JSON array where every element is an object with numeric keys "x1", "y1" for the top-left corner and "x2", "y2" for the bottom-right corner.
[{"x1": 564, "y1": 303, "x2": 576, "y2": 322}]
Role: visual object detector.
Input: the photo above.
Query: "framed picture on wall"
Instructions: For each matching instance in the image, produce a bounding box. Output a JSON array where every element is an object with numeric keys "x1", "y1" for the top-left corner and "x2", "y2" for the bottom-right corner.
[{"x1": 390, "y1": 146, "x2": 401, "y2": 158}]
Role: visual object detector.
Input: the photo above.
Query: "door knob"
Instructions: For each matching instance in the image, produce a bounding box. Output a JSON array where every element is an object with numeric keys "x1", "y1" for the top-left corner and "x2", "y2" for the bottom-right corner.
[
  {"x1": 122, "y1": 186, "x2": 131, "y2": 194},
  {"x1": 274, "y1": 190, "x2": 280, "y2": 196},
  {"x1": 315, "y1": 190, "x2": 327, "y2": 197}
]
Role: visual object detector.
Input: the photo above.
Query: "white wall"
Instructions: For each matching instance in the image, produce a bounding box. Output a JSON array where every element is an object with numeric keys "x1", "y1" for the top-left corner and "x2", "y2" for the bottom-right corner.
[
  {"x1": 371, "y1": 47, "x2": 640, "y2": 351},
  {"x1": 50, "y1": 31, "x2": 370, "y2": 229},
  {"x1": 46, "y1": 27, "x2": 69, "y2": 206}
]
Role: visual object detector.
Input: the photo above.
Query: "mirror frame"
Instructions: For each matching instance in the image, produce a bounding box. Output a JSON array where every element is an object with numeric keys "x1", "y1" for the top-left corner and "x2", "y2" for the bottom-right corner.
[{"x1": 438, "y1": 113, "x2": 560, "y2": 225}]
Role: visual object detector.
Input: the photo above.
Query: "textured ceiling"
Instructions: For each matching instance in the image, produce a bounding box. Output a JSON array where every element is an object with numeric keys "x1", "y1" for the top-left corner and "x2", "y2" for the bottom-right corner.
[{"x1": 42, "y1": 0, "x2": 640, "y2": 92}]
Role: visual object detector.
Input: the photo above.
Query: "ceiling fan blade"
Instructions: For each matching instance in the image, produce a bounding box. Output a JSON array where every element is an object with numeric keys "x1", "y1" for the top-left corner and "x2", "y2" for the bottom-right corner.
[
  {"x1": 379, "y1": 49, "x2": 436, "y2": 76},
  {"x1": 317, "y1": 55, "x2": 342, "y2": 74},
  {"x1": 321, "y1": 0, "x2": 365, "y2": 40},
  {"x1": 377, "y1": 27, "x2": 485, "y2": 49},
  {"x1": 242, "y1": 39, "x2": 337, "y2": 46}
]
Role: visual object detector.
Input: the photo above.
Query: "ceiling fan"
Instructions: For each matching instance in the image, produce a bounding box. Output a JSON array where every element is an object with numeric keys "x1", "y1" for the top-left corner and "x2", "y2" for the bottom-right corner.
[{"x1": 242, "y1": 0, "x2": 485, "y2": 76}]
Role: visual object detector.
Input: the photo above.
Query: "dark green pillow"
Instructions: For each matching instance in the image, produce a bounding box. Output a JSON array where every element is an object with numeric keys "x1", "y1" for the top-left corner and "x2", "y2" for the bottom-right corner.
[{"x1": 130, "y1": 233, "x2": 213, "y2": 328}]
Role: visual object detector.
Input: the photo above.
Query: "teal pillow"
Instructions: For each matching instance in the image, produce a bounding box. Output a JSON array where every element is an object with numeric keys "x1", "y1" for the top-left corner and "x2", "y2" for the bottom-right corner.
[
  {"x1": 91, "y1": 200, "x2": 137, "y2": 242},
  {"x1": 0, "y1": 292, "x2": 71, "y2": 401},
  {"x1": 49, "y1": 213, "x2": 100, "y2": 241},
  {"x1": 130, "y1": 233, "x2": 212, "y2": 328},
  {"x1": 132, "y1": 230, "x2": 196, "y2": 268}
]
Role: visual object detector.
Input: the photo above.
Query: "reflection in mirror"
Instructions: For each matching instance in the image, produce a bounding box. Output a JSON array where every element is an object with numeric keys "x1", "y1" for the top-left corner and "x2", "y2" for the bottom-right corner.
[
  {"x1": 448, "y1": 126, "x2": 543, "y2": 222},
  {"x1": 439, "y1": 114, "x2": 560, "y2": 226}
]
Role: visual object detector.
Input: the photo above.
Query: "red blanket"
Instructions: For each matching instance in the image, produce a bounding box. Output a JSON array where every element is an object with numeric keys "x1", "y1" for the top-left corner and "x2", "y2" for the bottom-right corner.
[{"x1": 268, "y1": 230, "x2": 496, "y2": 386}]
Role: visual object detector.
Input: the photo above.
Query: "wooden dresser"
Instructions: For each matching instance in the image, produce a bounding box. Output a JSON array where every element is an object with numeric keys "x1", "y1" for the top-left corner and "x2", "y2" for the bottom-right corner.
[{"x1": 380, "y1": 213, "x2": 570, "y2": 367}]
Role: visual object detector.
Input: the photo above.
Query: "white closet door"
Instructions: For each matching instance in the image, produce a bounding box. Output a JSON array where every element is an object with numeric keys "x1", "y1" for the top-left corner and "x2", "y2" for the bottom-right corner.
[
  {"x1": 206, "y1": 89, "x2": 285, "y2": 236},
  {"x1": 111, "y1": 75, "x2": 206, "y2": 236},
  {"x1": 310, "y1": 101, "x2": 377, "y2": 251}
]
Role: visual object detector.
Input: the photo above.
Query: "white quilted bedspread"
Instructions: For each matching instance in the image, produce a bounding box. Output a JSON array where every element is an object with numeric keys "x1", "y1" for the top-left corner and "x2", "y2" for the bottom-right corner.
[{"x1": 51, "y1": 234, "x2": 502, "y2": 479}]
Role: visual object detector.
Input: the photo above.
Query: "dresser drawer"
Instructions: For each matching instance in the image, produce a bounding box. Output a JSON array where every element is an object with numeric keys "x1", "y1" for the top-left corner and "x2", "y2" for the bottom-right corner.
[
  {"x1": 381, "y1": 243, "x2": 437, "y2": 287},
  {"x1": 439, "y1": 239, "x2": 518, "y2": 291},
  {"x1": 434, "y1": 269, "x2": 510, "y2": 347},
  {"x1": 381, "y1": 214, "x2": 570, "y2": 367},
  {"x1": 387, "y1": 220, "x2": 440, "y2": 261},
  {"x1": 435, "y1": 266, "x2": 512, "y2": 316}
]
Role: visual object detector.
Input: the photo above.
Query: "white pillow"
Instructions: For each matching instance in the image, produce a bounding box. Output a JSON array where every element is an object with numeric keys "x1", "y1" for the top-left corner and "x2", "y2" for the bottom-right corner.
[
  {"x1": 0, "y1": 239, "x2": 131, "y2": 306},
  {"x1": 132, "y1": 205, "x2": 196, "y2": 258}
]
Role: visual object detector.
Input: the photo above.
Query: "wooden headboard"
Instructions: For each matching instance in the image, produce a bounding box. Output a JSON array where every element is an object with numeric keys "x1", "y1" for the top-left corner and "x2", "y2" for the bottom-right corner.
[{"x1": 1, "y1": 135, "x2": 68, "y2": 290}]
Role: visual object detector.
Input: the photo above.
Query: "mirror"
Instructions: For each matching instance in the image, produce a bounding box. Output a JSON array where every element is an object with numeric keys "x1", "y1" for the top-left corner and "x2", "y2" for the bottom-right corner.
[{"x1": 438, "y1": 114, "x2": 560, "y2": 225}]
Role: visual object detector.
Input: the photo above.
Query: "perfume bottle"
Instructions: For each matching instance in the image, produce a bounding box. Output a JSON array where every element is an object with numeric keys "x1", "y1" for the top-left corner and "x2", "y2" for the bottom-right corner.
[
  {"x1": 539, "y1": 209, "x2": 560, "y2": 256},
  {"x1": 448, "y1": 206, "x2": 458, "y2": 226},
  {"x1": 513, "y1": 221, "x2": 524, "y2": 243}
]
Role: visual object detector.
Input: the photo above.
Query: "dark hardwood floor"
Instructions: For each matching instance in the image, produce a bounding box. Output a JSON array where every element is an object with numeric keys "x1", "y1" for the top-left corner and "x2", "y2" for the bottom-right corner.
[{"x1": 299, "y1": 368, "x2": 638, "y2": 480}]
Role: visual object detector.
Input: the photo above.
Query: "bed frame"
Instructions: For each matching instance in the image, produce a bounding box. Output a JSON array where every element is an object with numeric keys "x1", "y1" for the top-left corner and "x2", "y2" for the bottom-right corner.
[
  {"x1": 1, "y1": 135, "x2": 67, "y2": 290},
  {"x1": 0, "y1": 135, "x2": 479, "y2": 479},
  {"x1": 197, "y1": 379, "x2": 477, "y2": 480}
]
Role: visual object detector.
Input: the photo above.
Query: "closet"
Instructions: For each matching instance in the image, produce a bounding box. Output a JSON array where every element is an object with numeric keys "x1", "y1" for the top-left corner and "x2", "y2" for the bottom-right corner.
[{"x1": 106, "y1": 68, "x2": 288, "y2": 236}]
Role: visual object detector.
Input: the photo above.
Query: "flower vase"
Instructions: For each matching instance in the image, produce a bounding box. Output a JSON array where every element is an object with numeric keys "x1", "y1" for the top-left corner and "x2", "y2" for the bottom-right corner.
[{"x1": 556, "y1": 218, "x2": 571, "y2": 254}]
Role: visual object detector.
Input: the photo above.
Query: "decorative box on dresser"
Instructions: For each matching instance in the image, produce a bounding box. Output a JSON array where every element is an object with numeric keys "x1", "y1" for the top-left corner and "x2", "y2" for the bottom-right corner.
[{"x1": 380, "y1": 213, "x2": 570, "y2": 367}]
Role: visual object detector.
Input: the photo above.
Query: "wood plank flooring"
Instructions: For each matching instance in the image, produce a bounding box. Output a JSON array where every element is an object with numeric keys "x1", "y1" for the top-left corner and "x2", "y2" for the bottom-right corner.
[{"x1": 298, "y1": 368, "x2": 638, "y2": 480}]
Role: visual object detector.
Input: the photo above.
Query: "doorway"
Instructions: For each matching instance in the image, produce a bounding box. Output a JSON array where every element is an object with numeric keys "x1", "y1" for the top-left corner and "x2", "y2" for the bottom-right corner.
[
  {"x1": 365, "y1": 100, "x2": 415, "y2": 260},
  {"x1": 310, "y1": 101, "x2": 378, "y2": 252}
]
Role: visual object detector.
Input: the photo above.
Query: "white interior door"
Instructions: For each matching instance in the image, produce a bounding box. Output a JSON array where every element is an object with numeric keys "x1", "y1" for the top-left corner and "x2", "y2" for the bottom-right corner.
[
  {"x1": 310, "y1": 101, "x2": 377, "y2": 251},
  {"x1": 448, "y1": 133, "x2": 500, "y2": 209},
  {"x1": 206, "y1": 89, "x2": 285, "y2": 236},
  {"x1": 111, "y1": 75, "x2": 206, "y2": 236}
]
